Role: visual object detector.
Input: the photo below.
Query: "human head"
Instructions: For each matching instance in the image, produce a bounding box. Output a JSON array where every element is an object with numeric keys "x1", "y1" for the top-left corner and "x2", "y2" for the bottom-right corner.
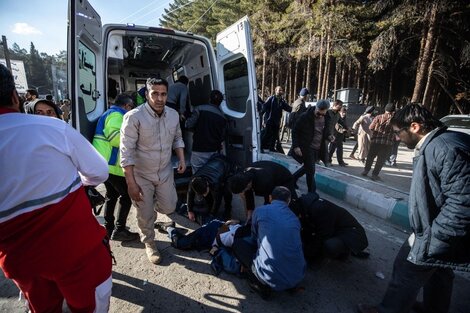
[
  {"x1": 145, "y1": 77, "x2": 168, "y2": 114},
  {"x1": 364, "y1": 105, "x2": 375, "y2": 114},
  {"x1": 270, "y1": 186, "x2": 291, "y2": 204},
  {"x1": 25, "y1": 89, "x2": 39, "y2": 101},
  {"x1": 191, "y1": 176, "x2": 209, "y2": 196},
  {"x1": 178, "y1": 75, "x2": 189, "y2": 85},
  {"x1": 332, "y1": 99, "x2": 343, "y2": 112},
  {"x1": 315, "y1": 99, "x2": 329, "y2": 116},
  {"x1": 45, "y1": 94, "x2": 53, "y2": 101},
  {"x1": 228, "y1": 172, "x2": 252, "y2": 194},
  {"x1": 63, "y1": 99, "x2": 70, "y2": 106},
  {"x1": 385, "y1": 103, "x2": 396, "y2": 114},
  {"x1": 115, "y1": 93, "x2": 135, "y2": 111},
  {"x1": 34, "y1": 99, "x2": 61, "y2": 118},
  {"x1": 340, "y1": 107, "x2": 347, "y2": 118},
  {"x1": 274, "y1": 86, "x2": 283, "y2": 97},
  {"x1": 390, "y1": 103, "x2": 443, "y2": 149},
  {"x1": 299, "y1": 88, "x2": 309, "y2": 100},
  {"x1": 210, "y1": 90, "x2": 224, "y2": 106},
  {"x1": 0, "y1": 64, "x2": 19, "y2": 110}
]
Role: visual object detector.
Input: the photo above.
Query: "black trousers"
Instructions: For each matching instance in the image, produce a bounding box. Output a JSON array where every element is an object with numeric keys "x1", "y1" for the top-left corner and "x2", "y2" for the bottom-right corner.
[
  {"x1": 364, "y1": 143, "x2": 393, "y2": 176},
  {"x1": 261, "y1": 124, "x2": 280, "y2": 151},
  {"x1": 378, "y1": 240, "x2": 454, "y2": 313},
  {"x1": 292, "y1": 147, "x2": 319, "y2": 192},
  {"x1": 103, "y1": 174, "x2": 132, "y2": 232},
  {"x1": 328, "y1": 140, "x2": 345, "y2": 164}
]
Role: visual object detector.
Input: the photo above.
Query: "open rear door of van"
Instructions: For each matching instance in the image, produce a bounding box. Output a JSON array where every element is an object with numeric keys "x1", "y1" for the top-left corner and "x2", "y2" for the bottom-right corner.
[
  {"x1": 216, "y1": 16, "x2": 260, "y2": 168},
  {"x1": 68, "y1": 0, "x2": 105, "y2": 142}
]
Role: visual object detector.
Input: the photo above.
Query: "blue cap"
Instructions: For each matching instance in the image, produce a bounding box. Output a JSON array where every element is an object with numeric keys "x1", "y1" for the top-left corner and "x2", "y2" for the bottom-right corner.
[
  {"x1": 316, "y1": 99, "x2": 330, "y2": 110},
  {"x1": 299, "y1": 88, "x2": 309, "y2": 97}
]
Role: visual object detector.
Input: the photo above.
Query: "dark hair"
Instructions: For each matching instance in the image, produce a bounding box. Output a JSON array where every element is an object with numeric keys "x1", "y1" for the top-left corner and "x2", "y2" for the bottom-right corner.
[
  {"x1": 271, "y1": 186, "x2": 291, "y2": 203},
  {"x1": 390, "y1": 103, "x2": 443, "y2": 133},
  {"x1": 191, "y1": 176, "x2": 208, "y2": 195},
  {"x1": 178, "y1": 75, "x2": 189, "y2": 85},
  {"x1": 34, "y1": 99, "x2": 62, "y2": 118},
  {"x1": 228, "y1": 172, "x2": 252, "y2": 194},
  {"x1": 210, "y1": 90, "x2": 223, "y2": 106},
  {"x1": 334, "y1": 99, "x2": 343, "y2": 106},
  {"x1": 45, "y1": 94, "x2": 53, "y2": 101},
  {"x1": 26, "y1": 89, "x2": 39, "y2": 97},
  {"x1": 115, "y1": 93, "x2": 134, "y2": 107},
  {"x1": 146, "y1": 77, "x2": 168, "y2": 91}
]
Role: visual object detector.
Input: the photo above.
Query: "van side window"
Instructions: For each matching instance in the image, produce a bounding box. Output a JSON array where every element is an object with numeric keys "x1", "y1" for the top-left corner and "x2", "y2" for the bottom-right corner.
[
  {"x1": 78, "y1": 41, "x2": 98, "y2": 114},
  {"x1": 223, "y1": 57, "x2": 248, "y2": 113}
]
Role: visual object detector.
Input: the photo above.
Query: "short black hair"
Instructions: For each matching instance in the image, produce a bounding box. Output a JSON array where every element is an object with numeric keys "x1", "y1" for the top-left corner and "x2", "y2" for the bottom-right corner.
[
  {"x1": 146, "y1": 77, "x2": 168, "y2": 91},
  {"x1": 115, "y1": 93, "x2": 134, "y2": 107},
  {"x1": 391, "y1": 103, "x2": 442, "y2": 133},
  {"x1": 45, "y1": 94, "x2": 53, "y2": 101},
  {"x1": 271, "y1": 186, "x2": 291, "y2": 203},
  {"x1": 26, "y1": 89, "x2": 39, "y2": 97},
  {"x1": 210, "y1": 90, "x2": 223, "y2": 106},
  {"x1": 228, "y1": 172, "x2": 251, "y2": 194},
  {"x1": 191, "y1": 176, "x2": 209, "y2": 195},
  {"x1": 178, "y1": 75, "x2": 189, "y2": 85}
]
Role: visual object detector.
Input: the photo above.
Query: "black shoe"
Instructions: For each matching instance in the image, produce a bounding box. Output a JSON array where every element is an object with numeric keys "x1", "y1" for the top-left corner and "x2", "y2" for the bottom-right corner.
[
  {"x1": 351, "y1": 250, "x2": 370, "y2": 259},
  {"x1": 339, "y1": 162, "x2": 348, "y2": 167},
  {"x1": 111, "y1": 229, "x2": 139, "y2": 241},
  {"x1": 248, "y1": 279, "x2": 271, "y2": 300},
  {"x1": 370, "y1": 175, "x2": 382, "y2": 181},
  {"x1": 361, "y1": 171, "x2": 368, "y2": 177},
  {"x1": 154, "y1": 221, "x2": 176, "y2": 233}
]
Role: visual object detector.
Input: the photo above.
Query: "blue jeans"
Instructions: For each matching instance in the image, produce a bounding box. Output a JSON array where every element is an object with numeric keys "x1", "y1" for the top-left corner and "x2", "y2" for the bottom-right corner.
[{"x1": 378, "y1": 239, "x2": 454, "y2": 313}]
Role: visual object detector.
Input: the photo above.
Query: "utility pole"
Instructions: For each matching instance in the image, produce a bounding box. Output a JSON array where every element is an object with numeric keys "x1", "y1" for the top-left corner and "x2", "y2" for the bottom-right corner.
[{"x1": 1, "y1": 35, "x2": 12, "y2": 71}]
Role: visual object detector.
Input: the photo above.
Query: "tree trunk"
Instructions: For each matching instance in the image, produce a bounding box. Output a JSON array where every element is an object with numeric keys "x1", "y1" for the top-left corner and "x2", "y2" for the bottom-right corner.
[
  {"x1": 261, "y1": 47, "x2": 267, "y2": 98},
  {"x1": 411, "y1": 3, "x2": 439, "y2": 103},
  {"x1": 294, "y1": 59, "x2": 299, "y2": 99},
  {"x1": 334, "y1": 60, "x2": 339, "y2": 98},
  {"x1": 435, "y1": 78, "x2": 464, "y2": 114},
  {"x1": 422, "y1": 37, "x2": 439, "y2": 109},
  {"x1": 388, "y1": 66, "x2": 394, "y2": 104},
  {"x1": 347, "y1": 61, "x2": 353, "y2": 87},
  {"x1": 270, "y1": 56, "x2": 274, "y2": 95},
  {"x1": 276, "y1": 56, "x2": 281, "y2": 87},
  {"x1": 286, "y1": 59, "x2": 291, "y2": 103},
  {"x1": 341, "y1": 60, "x2": 346, "y2": 88},
  {"x1": 317, "y1": 31, "x2": 324, "y2": 100},
  {"x1": 322, "y1": 28, "x2": 331, "y2": 99}
]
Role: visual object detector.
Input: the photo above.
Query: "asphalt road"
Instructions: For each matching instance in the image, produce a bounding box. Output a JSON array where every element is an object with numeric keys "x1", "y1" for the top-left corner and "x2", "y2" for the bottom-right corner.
[{"x1": 1, "y1": 180, "x2": 470, "y2": 312}]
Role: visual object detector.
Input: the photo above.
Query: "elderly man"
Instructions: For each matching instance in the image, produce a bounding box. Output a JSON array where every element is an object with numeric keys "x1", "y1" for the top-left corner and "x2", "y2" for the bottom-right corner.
[
  {"x1": 358, "y1": 104, "x2": 470, "y2": 313},
  {"x1": 120, "y1": 77, "x2": 186, "y2": 264}
]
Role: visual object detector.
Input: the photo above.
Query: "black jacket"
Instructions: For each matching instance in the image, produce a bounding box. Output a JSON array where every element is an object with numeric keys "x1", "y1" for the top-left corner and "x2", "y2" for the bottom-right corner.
[
  {"x1": 186, "y1": 104, "x2": 227, "y2": 152},
  {"x1": 260, "y1": 95, "x2": 291, "y2": 127},
  {"x1": 243, "y1": 161, "x2": 295, "y2": 211},
  {"x1": 296, "y1": 192, "x2": 368, "y2": 260},
  {"x1": 187, "y1": 155, "x2": 233, "y2": 214},
  {"x1": 292, "y1": 106, "x2": 317, "y2": 150},
  {"x1": 408, "y1": 127, "x2": 470, "y2": 272},
  {"x1": 324, "y1": 109, "x2": 340, "y2": 139}
]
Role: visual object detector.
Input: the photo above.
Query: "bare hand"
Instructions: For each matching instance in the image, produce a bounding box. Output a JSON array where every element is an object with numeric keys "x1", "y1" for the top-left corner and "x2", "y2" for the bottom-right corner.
[
  {"x1": 128, "y1": 183, "x2": 143, "y2": 202},
  {"x1": 294, "y1": 147, "x2": 302, "y2": 157},
  {"x1": 188, "y1": 211, "x2": 196, "y2": 221},
  {"x1": 177, "y1": 161, "x2": 186, "y2": 174},
  {"x1": 328, "y1": 135, "x2": 336, "y2": 142}
]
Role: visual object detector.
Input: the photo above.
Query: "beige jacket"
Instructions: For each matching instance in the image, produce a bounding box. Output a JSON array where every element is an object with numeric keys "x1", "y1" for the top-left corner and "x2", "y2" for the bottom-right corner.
[{"x1": 120, "y1": 102, "x2": 184, "y2": 181}]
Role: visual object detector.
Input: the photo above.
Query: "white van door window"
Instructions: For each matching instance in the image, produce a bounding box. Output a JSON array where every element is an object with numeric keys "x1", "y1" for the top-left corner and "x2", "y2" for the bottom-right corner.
[
  {"x1": 223, "y1": 57, "x2": 249, "y2": 113},
  {"x1": 78, "y1": 42, "x2": 98, "y2": 114}
]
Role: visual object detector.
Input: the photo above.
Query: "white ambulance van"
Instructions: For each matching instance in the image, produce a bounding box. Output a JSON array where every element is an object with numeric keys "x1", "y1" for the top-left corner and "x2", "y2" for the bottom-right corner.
[{"x1": 67, "y1": 0, "x2": 283, "y2": 185}]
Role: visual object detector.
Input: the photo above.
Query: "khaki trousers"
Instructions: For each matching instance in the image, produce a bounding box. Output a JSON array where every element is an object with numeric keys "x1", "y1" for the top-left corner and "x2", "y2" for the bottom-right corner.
[{"x1": 133, "y1": 174, "x2": 177, "y2": 244}]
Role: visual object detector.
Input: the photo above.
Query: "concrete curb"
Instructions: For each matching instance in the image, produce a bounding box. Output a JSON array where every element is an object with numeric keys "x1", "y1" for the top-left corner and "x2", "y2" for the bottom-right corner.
[{"x1": 260, "y1": 153, "x2": 411, "y2": 231}]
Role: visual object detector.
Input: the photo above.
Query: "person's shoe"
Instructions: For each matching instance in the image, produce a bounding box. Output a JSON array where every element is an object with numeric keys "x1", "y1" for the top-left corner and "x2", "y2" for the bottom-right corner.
[
  {"x1": 154, "y1": 221, "x2": 176, "y2": 233},
  {"x1": 385, "y1": 160, "x2": 392, "y2": 167},
  {"x1": 106, "y1": 228, "x2": 113, "y2": 239},
  {"x1": 357, "y1": 304, "x2": 379, "y2": 313},
  {"x1": 361, "y1": 171, "x2": 368, "y2": 177},
  {"x1": 111, "y1": 229, "x2": 140, "y2": 242},
  {"x1": 145, "y1": 242, "x2": 162, "y2": 264},
  {"x1": 349, "y1": 154, "x2": 357, "y2": 160},
  {"x1": 351, "y1": 250, "x2": 370, "y2": 259},
  {"x1": 339, "y1": 162, "x2": 348, "y2": 167},
  {"x1": 248, "y1": 280, "x2": 271, "y2": 300},
  {"x1": 324, "y1": 162, "x2": 332, "y2": 167},
  {"x1": 370, "y1": 174, "x2": 382, "y2": 181}
]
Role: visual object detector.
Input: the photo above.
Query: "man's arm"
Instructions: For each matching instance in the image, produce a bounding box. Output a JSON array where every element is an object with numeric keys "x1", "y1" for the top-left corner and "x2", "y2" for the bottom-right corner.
[
  {"x1": 175, "y1": 147, "x2": 186, "y2": 174},
  {"x1": 243, "y1": 189, "x2": 255, "y2": 221},
  {"x1": 186, "y1": 184, "x2": 196, "y2": 221},
  {"x1": 104, "y1": 112, "x2": 123, "y2": 147},
  {"x1": 120, "y1": 113, "x2": 142, "y2": 201},
  {"x1": 369, "y1": 115, "x2": 379, "y2": 131},
  {"x1": 428, "y1": 146, "x2": 470, "y2": 259},
  {"x1": 185, "y1": 109, "x2": 199, "y2": 130},
  {"x1": 281, "y1": 99, "x2": 292, "y2": 112},
  {"x1": 123, "y1": 165, "x2": 143, "y2": 202},
  {"x1": 66, "y1": 125, "x2": 108, "y2": 186}
]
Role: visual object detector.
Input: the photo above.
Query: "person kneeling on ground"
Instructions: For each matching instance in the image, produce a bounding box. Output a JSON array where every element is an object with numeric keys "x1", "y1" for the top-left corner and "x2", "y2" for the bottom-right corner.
[
  {"x1": 232, "y1": 186, "x2": 306, "y2": 299},
  {"x1": 228, "y1": 161, "x2": 297, "y2": 221},
  {"x1": 186, "y1": 154, "x2": 234, "y2": 224},
  {"x1": 291, "y1": 192, "x2": 369, "y2": 265}
]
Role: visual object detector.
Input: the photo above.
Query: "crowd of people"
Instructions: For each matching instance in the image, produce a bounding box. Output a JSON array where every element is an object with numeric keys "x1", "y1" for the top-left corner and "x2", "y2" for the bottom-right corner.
[{"x1": 1, "y1": 63, "x2": 469, "y2": 313}]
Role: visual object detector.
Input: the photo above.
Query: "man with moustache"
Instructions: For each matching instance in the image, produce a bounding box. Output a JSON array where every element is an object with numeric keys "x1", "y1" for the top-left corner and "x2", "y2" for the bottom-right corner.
[{"x1": 120, "y1": 77, "x2": 186, "y2": 264}]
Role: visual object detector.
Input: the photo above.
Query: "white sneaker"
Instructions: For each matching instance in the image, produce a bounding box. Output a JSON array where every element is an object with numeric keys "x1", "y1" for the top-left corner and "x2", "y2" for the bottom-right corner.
[{"x1": 145, "y1": 243, "x2": 161, "y2": 264}]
